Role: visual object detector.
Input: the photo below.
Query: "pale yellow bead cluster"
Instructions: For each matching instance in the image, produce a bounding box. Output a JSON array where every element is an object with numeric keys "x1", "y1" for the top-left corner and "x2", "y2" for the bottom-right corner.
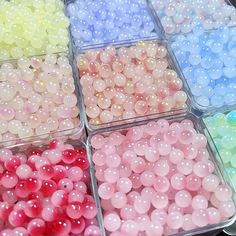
[{"x1": 0, "y1": 0, "x2": 69, "y2": 60}]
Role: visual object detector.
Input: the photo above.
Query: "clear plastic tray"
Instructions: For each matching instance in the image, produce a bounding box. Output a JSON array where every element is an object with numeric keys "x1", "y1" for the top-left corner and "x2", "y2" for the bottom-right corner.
[
  {"x1": 147, "y1": 0, "x2": 236, "y2": 38},
  {"x1": 0, "y1": 51, "x2": 84, "y2": 147},
  {"x1": 202, "y1": 105, "x2": 236, "y2": 235},
  {"x1": 87, "y1": 112, "x2": 236, "y2": 236},
  {"x1": 74, "y1": 38, "x2": 190, "y2": 132},
  {"x1": 65, "y1": 0, "x2": 165, "y2": 51}
]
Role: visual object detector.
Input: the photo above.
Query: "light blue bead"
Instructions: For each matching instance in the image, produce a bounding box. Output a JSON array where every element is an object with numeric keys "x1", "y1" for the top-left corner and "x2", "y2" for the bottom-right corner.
[
  {"x1": 225, "y1": 93, "x2": 236, "y2": 105},
  {"x1": 189, "y1": 54, "x2": 201, "y2": 66},
  {"x1": 191, "y1": 84, "x2": 204, "y2": 96},
  {"x1": 210, "y1": 95, "x2": 224, "y2": 107},
  {"x1": 208, "y1": 68, "x2": 222, "y2": 80},
  {"x1": 192, "y1": 23, "x2": 204, "y2": 36},
  {"x1": 224, "y1": 67, "x2": 236, "y2": 79},
  {"x1": 203, "y1": 86, "x2": 214, "y2": 97},
  {"x1": 214, "y1": 84, "x2": 227, "y2": 96},
  {"x1": 201, "y1": 56, "x2": 213, "y2": 69},
  {"x1": 196, "y1": 96, "x2": 210, "y2": 107}
]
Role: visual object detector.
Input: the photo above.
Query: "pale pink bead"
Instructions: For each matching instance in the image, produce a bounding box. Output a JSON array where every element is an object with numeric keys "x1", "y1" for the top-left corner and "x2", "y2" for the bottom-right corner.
[
  {"x1": 136, "y1": 214, "x2": 150, "y2": 231},
  {"x1": 192, "y1": 195, "x2": 208, "y2": 210},
  {"x1": 127, "y1": 191, "x2": 140, "y2": 204},
  {"x1": 121, "y1": 220, "x2": 138, "y2": 236},
  {"x1": 154, "y1": 160, "x2": 170, "y2": 176},
  {"x1": 116, "y1": 177, "x2": 132, "y2": 193},
  {"x1": 108, "y1": 132, "x2": 124, "y2": 146},
  {"x1": 92, "y1": 150, "x2": 106, "y2": 166},
  {"x1": 122, "y1": 150, "x2": 136, "y2": 164},
  {"x1": 185, "y1": 174, "x2": 201, "y2": 191},
  {"x1": 101, "y1": 199, "x2": 114, "y2": 212},
  {"x1": 101, "y1": 142, "x2": 116, "y2": 155},
  {"x1": 16, "y1": 164, "x2": 32, "y2": 179},
  {"x1": 182, "y1": 214, "x2": 196, "y2": 231},
  {"x1": 193, "y1": 134, "x2": 207, "y2": 149},
  {"x1": 182, "y1": 145, "x2": 198, "y2": 160},
  {"x1": 175, "y1": 190, "x2": 192, "y2": 208},
  {"x1": 151, "y1": 209, "x2": 167, "y2": 225},
  {"x1": 157, "y1": 141, "x2": 171, "y2": 156},
  {"x1": 146, "y1": 222, "x2": 164, "y2": 236},
  {"x1": 214, "y1": 185, "x2": 232, "y2": 202},
  {"x1": 133, "y1": 140, "x2": 149, "y2": 156},
  {"x1": 141, "y1": 187, "x2": 156, "y2": 200},
  {"x1": 47, "y1": 150, "x2": 62, "y2": 164},
  {"x1": 120, "y1": 205, "x2": 136, "y2": 220},
  {"x1": 167, "y1": 211, "x2": 184, "y2": 229},
  {"x1": 134, "y1": 196, "x2": 151, "y2": 214},
  {"x1": 210, "y1": 194, "x2": 221, "y2": 208},
  {"x1": 157, "y1": 119, "x2": 169, "y2": 133},
  {"x1": 207, "y1": 207, "x2": 221, "y2": 224},
  {"x1": 106, "y1": 154, "x2": 121, "y2": 168},
  {"x1": 91, "y1": 134, "x2": 106, "y2": 149},
  {"x1": 130, "y1": 157, "x2": 146, "y2": 173},
  {"x1": 144, "y1": 121, "x2": 160, "y2": 135},
  {"x1": 193, "y1": 161, "x2": 210, "y2": 178},
  {"x1": 104, "y1": 213, "x2": 121, "y2": 232},
  {"x1": 100, "y1": 110, "x2": 113, "y2": 123},
  {"x1": 104, "y1": 168, "x2": 119, "y2": 183},
  {"x1": 145, "y1": 147, "x2": 159, "y2": 162},
  {"x1": 140, "y1": 170, "x2": 155, "y2": 187},
  {"x1": 111, "y1": 192, "x2": 127, "y2": 209},
  {"x1": 171, "y1": 173, "x2": 186, "y2": 190},
  {"x1": 169, "y1": 148, "x2": 184, "y2": 164},
  {"x1": 151, "y1": 193, "x2": 168, "y2": 209},
  {"x1": 130, "y1": 173, "x2": 142, "y2": 189},
  {"x1": 153, "y1": 176, "x2": 170, "y2": 193},
  {"x1": 98, "y1": 183, "x2": 114, "y2": 200},
  {"x1": 192, "y1": 209, "x2": 209, "y2": 227},
  {"x1": 168, "y1": 203, "x2": 184, "y2": 214},
  {"x1": 219, "y1": 200, "x2": 236, "y2": 218},
  {"x1": 202, "y1": 174, "x2": 220, "y2": 192},
  {"x1": 84, "y1": 225, "x2": 101, "y2": 236},
  {"x1": 127, "y1": 127, "x2": 144, "y2": 141},
  {"x1": 177, "y1": 159, "x2": 193, "y2": 175},
  {"x1": 119, "y1": 165, "x2": 132, "y2": 178}
]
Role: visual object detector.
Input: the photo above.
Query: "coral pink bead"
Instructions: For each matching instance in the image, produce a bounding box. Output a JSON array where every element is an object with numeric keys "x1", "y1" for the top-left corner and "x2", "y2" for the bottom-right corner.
[
  {"x1": 4, "y1": 157, "x2": 20, "y2": 171},
  {"x1": 24, "y1": 199, "x2": 42, "y2": 218},
  {"x1": 104, "y1": 213, "x2": 121, "y2": 232},
  {"x1": 0, "y1": 202, "x2": 12, "y2": 220}
]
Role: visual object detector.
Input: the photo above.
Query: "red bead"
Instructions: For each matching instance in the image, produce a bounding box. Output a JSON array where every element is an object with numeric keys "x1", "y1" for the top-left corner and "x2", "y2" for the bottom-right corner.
[
  {"x1": 15, "y1": 180, "x2": 29, "y2": 198},
  {"x1": 49, "y1": 139, "x2": 59, "y2": 149},
  {"x1": 26, "y1": 178, "x2": 41, "y2": 192},
  {"x1": 62, "y1": 149, "x2": 77, "y2": 164},
  {"x1": 71, "y1": 218, "x2": 85, "y2": 234},
  {"x1": 27, "y1": 218, "x2": 46, "y2": 235},
  {"x1": 40, "y1": 180, "x2": 57, "y2": 197},
  {"x1": 45, "y1": 218, "x2": 71, "y2": 236},
  {"x1": 74, "y1": 156, "x2": 89, "y2": 170},
  {"x1": 52, "y1": 165, "x2": 66, "y2": 182},
  {"x1": 38, "y1": 165, "x2": 54, "y2": 180},
  {"x1": 81, "y1": 170, "x2": 90, "y2": 184},
  {"x1": 28, "y1": 192, "x2": 44, "y2": 200},
  {"x1": 4, "y1": 156, "x2": 21, "y2": 171},
  {"x1": 24, "y1": 200, "x2": 42, "y2": 218},
  {"x1": 28, "y1": 149, "x2": 43, "y2": 156},
  {"x1": 75, "y1": 148, "x2": 86, "y2": 156}
]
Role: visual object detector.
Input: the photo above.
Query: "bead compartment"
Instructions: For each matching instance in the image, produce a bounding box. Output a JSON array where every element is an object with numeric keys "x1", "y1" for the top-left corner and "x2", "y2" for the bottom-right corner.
[
  {"x1": 65, "y1": 0, "x2": 163, "y2": 50},
  {"x1": 148, "y1": 0, "x2": 236, "y2": 36},
  {"x1": 87, "y1": 113, "x2": 236, "y2": 236},
  {"x1": 0, "y1": 137, "x2": 101, "y2": 236},
  {"x1": 170, "y1": 26, "x2": 236, "y2": 113},
  {"x1": 76, "y1": 39, "x2": 189, "y2": 131},
  {"x1": 0, "y1": 53, "x2": 83, "y2": 147}
]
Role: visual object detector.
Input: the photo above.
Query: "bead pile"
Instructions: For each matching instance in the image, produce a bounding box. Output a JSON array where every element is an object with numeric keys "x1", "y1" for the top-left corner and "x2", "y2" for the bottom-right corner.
[
  {"x1": 0, "y1": 54, "x2": 80, "y2": 144},
  {"x1": 204, "y1": 111, "x2": 236, "y2": 189},
  {"x1": 91, "y1": 119, "x2": 235, "y2": 235},
  {"x1": 78, "y1": 41, "x2": 187, "y2": 127},
  {"x1": 171, "y1": 26, "x2": 236, "y2": 109},
  {"x1": 0, "y1": 139, "x2": 100, "y2": 236},
  {"x1": 151, "y1": 0, "x2": 236, "y2": 35},
  {"x1": 0, "y1": 0, "x2": 69, "y2": 61},
  {"x1": 67, "y1": 0, "x2": 157, "y2": 48}
]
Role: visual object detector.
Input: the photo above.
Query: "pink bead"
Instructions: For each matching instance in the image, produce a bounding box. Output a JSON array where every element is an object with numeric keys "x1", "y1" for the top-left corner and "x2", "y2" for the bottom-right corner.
[
  {"x1": 83, "y1": 201, "x2": 97, "y2": 219},
  {"x1": 104, "y1": 168, "x2": 119, "y2": 183},
  {"x1": 134, "y1": 197, "x2": 151, "y2": 214},
  {"x1": 24, "y1": 199, "x2": 42, "y2": 218},
  {"x1": 175, "y1": 190, "x2": 192, "y2": 208},
  {"x1": 136, "y1": 214, "x2": 150, "y2": 231},
  {"x1": 154, "y1": 160, "x2": 170, "y2": 176},
  {"x1": 177, "y1": 159, "x2": 193, "y2": 175},
  {"x1": 145, "y1": 147, "x2": 159, "y2": 163},
  {"x1": 51, "y1": 190, "x2": 68, "y2": 207},
  {"x1": 171, "y1": 173, "x2": 186, "y2": 190},
  {"x1": 192, "y1": 195, "x2": 208, "y2": 210},
  {"x1": 8, "y1": 209, "x2": 27, "y2": 227},
  {"x1": 192, "y1": 209, "x2": 209, "y2": 227},
  {"x1": 116, "y1": 177, "x2": 132, "y2": 193},
  {"x1": 202, "y1": 174, "x2": 219, "y2": 192},
  {"x1": 106, "y1": 154, "x2": 121, "y2": 168},
  {"x1": 151, "y1": 209, "x2": 167, "y2": 225},
  {"x1": 120, "y1": 205, "x2": 136, "y2": 220},
  {"x1": 141, "y1": 187, "x2": 155, "y2": 201},
  {"x1": 157, "y1": 141, "x2": 171, "y2": 156},
  {"x1": 2, "y1": 190, "x2": 17, "y2": 204},
  {"x1": 1, "y1": 172, "x2": 18, "y2": 188},
  {"x1": 27, "y1": 218, "x2": 46, "y2": 235},
  {"x1": 127, "y1": 191, "x2": 140, "y2": 204},
  {"x1": 214, "y1": 184, "x2": 232, "y2": 202},
  {"x1": 84, "y1": 225, "x2": 101, "y2": 236},
  {"x1": 104, "y1": 213, "x2": 121, "y2": 232},
  {"x1": 218, "y1": 200, "x2": 236, "y2": 218},
  {"x1": 185, "y1": 174, "x2": 201, "y2": 191},
  {"x1": 140, "y1": 170, "x2": 155, "y2": 187},
  {"x1": 151, "y1": 193, "x2": 168, "y2": 209},
  {"x1": 92, "y1": 150, "x2": 106, "y2": 166},
  {"x1": 98, "y1": 183, "x2": 114, "y2": 199},
  {"x1": 207, "y1": 207, "x2": 221, "y2": 224},
  {"x1": 67, "y1": 167, "x2": 83, "y2": 182},
  {"x1": 41, "y1": 204, "x2": 59, "y2": 222},
  {"x1": 68, "y1": 190, "x2": 84, "y2": 203},
  {"x1": 167, "y1": 211, "x2": 183, "y2": 229},
  {"x1": 111, "y1": 192, "x2": 127, "y2": 209},
  {"x1": 58, "y1": 178, "x2": 73, "y2": 192},
  {"x1": 16, "y1": 164, "x2": 32, "y2": 179},
  {"x1": 193, "y1": 161, "x2": 210, "y2": 177},
  {"x1": 121, "y1": 220, "x2": 138, "y2": 235},
  {"x1": 153, "y1": 176, "x2": 170, "y2": 193},
  {"x1": 91, "y1": 134, "x2": 106, "y2": 149},
  {"x1": 182, "y1": 214, "x2": 196, "y2": 231},
  {"x1": 169, "y1": 148, "x2": 184, "y2": 164}
]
